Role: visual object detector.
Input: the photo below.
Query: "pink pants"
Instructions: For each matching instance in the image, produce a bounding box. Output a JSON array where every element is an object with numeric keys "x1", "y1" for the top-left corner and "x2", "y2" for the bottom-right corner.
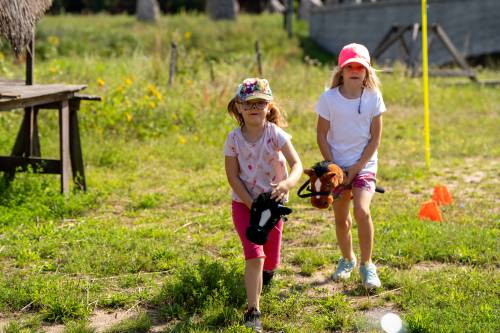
[{"x1": 232, "y1": 201, "x2": 282, "y2": 271}]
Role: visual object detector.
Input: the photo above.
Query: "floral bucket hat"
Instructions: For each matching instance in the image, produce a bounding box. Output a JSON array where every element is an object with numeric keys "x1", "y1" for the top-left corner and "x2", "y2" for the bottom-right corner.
[{"x1": 236, "y1": 78, "x2": 273, "y2": 102}]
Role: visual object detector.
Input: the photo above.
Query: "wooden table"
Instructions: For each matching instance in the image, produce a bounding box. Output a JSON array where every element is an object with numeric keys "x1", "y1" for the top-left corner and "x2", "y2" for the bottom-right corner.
[{"x1": 0, "y1": 79, "x2": 98, "y2": 193}]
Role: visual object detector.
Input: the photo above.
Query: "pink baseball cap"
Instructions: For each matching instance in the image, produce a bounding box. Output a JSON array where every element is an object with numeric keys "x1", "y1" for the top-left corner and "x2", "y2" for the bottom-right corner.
[{"x1": 338, "y1": 43, "x2": 371, "y2": 69}]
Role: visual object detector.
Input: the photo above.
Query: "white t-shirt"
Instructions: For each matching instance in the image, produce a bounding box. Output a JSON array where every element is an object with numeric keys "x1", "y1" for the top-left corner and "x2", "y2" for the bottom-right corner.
[
  {"x1": 224, "y1": 122, "x2": 291, "y2": 203},
  {"x1": 315, "y1": 87, "x2": 386, "y2": 174}
]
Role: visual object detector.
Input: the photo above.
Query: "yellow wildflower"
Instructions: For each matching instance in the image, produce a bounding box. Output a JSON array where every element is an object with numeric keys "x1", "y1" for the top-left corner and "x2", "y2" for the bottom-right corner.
[
  {"x1": 125, "y1": 112, "x2": 133, "y2": 122},
  {"x1": 178, "y1": 136, "x2": 187, "y2": 145},
  {"x1": 149, "y1": 101, "x2": 157, "y2": 109},
  {"x1": 97, "y1": 78, "x2": 105, "y2": 87},
  {"x1": 184, "y1": 31, "x2": 192, "y2": 40},
  {"x1": 48, "y1": 35, "x2": 60, "y2": 47},
  {"x1": 147, "y1": 84, "x2": 163, "y2": 101},
  {"x1": 125, "y1": 77, "x2": 133, "y2": 86}
]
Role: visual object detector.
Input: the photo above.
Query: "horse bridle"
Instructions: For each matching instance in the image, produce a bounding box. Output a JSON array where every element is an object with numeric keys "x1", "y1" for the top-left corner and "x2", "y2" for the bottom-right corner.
[
  {"x1": 297, "y1": 179, "x2": 332, "y2": 198},
  {"x1": 297, "y1": 161, "x2": 337, "y2": 198}
]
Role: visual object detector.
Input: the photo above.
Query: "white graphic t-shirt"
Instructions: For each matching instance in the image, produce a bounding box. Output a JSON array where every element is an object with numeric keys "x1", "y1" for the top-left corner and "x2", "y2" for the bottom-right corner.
[{"x1": 224, "y1": 122, "x2": 291, "y2": 202}]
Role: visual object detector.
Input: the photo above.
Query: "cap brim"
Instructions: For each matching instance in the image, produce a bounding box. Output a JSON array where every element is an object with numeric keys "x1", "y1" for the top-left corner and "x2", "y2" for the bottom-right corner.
[
  {"x1": 240, "y1": 93, "x2": 273, "y2": 102},
  {"x1": 340, "y1": 58, "x2": 371, "y2": 69}
]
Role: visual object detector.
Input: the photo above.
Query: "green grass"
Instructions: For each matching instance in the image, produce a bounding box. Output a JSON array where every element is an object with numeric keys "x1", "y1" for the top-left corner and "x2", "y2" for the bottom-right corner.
[{"x1": 0, "y1": 13, "x2": 499, "y2": 332}]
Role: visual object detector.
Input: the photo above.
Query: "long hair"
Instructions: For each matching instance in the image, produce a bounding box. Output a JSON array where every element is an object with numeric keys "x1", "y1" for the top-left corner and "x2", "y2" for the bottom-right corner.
[
  {"x1": 330, "y1": 65, "x2": 381, "y2": 91},
  {"x1": 227, "y1": 97, "x2": 287, "y2": 128}
]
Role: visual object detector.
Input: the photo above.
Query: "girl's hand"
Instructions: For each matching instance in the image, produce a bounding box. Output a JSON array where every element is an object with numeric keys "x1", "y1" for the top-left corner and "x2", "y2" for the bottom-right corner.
[
  {"x1": 344, "y1": 165, "x2": 361, "y2": 185},
  {"x1": 270, "y1": 181, "x2": 289, "y2": 202}
]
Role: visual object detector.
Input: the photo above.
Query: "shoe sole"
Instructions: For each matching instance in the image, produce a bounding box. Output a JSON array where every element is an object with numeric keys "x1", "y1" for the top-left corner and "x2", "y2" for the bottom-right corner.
[{"x1": 363, "y1": 282, "x2": 381, "y2": 289}]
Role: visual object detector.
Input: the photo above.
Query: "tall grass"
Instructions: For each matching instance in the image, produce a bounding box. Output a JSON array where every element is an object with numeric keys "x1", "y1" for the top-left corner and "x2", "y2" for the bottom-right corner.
[{"x1": 0, "y1": 13, "x2": 498, "y2": 332}]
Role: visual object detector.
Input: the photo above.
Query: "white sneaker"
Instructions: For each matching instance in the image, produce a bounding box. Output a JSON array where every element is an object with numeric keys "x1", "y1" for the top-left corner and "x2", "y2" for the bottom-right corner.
[
  {"x1": 332, "y1": 257, "x2": 357, "y2": 281},
  {"x1": 359, "y1": 263, "x2": 381, "y2": 288}
]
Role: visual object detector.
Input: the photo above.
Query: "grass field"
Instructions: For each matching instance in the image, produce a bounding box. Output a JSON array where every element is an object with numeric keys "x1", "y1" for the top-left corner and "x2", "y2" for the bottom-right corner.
[{"x1": 0, "y1": 13, "x2": 499, "y2": 332}]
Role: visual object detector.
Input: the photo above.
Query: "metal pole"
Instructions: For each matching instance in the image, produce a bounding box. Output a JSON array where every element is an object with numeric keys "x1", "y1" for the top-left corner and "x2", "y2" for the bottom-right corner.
[{"x1": 421, "y1": 0, "x2": 430, "y2": 169}]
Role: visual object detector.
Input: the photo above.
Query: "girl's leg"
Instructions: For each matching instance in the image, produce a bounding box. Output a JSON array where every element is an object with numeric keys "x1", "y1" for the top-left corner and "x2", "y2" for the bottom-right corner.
[
  {"x1": 352, "y1": 187, "x2": 375, "y2": 264},
  {"x1": 245, "y1": 257, "x2": 264, "y2": 310},
  {"x1": 232, "y1": 201, "x2": 266, "y2": 310},
  {"x1": 333, "y1": 191, "x2": 355, "y2": 260},
  {"x1": 262, "y1": 219, "x2": 283, "y2": 271}
]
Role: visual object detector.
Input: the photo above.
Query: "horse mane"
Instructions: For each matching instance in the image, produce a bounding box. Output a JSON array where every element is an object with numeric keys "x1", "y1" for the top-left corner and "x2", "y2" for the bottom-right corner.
[{"x1": 312, "y1": 161, "x2": 332, "y2": 177}]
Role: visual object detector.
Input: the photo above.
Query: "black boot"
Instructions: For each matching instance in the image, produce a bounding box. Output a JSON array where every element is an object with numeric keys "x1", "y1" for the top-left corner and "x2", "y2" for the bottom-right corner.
[{"x1": 263, "y1": 270, "x2": 275, "y2": 286}]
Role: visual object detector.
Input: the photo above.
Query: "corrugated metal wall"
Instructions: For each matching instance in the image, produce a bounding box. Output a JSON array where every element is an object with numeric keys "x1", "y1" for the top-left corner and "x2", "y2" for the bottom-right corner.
[{"x1": 309, "y1": 0, "x2": 500, "y2": 65}]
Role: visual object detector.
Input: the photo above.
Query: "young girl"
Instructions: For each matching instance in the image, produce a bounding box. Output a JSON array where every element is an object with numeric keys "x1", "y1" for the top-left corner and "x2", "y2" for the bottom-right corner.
[
  {"x1": 224, "y1": 78, "x2": 302, "y2": 331},
  {"x1": 315, "y1": 43, "x2": 386, "y2": 289}
]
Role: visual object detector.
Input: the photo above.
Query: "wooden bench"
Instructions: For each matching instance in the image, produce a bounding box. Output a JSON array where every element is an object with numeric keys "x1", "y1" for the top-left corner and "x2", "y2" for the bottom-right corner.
[{"x1": 0, "y1": 79, "x2": 100, "y2": 193}]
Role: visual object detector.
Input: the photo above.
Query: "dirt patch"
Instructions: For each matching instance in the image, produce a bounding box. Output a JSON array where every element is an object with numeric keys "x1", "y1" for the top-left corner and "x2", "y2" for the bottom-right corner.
[
  {"x1": 89, "y1": 309, "x2": 139, "y2": 332},
  {"x1": 293, "y1": 266, "x2": 341, "y2": 296},
  {"x1": 39, "y1": 323, "x2": 66, "y2": 333},
  {"x1": 411, "y1": 261, "x2": 449, "y2": 272},
  {"x1": 0, "y1": 316, "x2": 13, "y2": 331}
]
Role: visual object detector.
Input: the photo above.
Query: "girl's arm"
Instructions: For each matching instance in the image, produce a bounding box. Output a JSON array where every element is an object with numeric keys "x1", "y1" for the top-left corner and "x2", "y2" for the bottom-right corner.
[
  {"x1": 225, "y1": 156, "x2": 254, "y2": 209},
  {"x1": 270, "y1": 140, "x2": 303, "y2": 201},
  {"x1": 346, "y1": 114, "x2": 383, "y2": 183},
  {"x1": 317, "y1": 116, "x2": 333, "y2": 161}
]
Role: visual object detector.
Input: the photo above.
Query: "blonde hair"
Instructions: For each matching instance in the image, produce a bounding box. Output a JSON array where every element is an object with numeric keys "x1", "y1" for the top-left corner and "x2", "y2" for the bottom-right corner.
[
  {"x1": 330, "y1": 65, "x2": 381, "y2": 91},
  {"x1": 227, "y1": 97, "x2": 287, "y2": 128}
]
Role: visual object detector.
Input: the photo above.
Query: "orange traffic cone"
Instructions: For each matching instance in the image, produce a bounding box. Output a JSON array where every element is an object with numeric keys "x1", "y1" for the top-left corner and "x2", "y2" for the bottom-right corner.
[
  {"x1": 419, "y1": 200, "x2": 443, "y2": 222},
  {"x1": 432, "y1": 184, "x2": 453, "y2": 205}
]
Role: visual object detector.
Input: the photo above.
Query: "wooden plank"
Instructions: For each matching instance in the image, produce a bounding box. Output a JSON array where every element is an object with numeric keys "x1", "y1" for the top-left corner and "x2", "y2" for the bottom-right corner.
[
  {"x1": 373, "y1": 25, "x2": 398, "y2": 60},
  {"x1": 433, "y1": 25, "x2": 477, "y2": 81},
  {"x1": 73, "y1": 94, "x2": 101, "y2": 101},
  {"x1": 0, "y1": 91, "x2": 78, "y2": 112},
  {"x1": 0, "y1": 82, "x2": 87, "y2": 109},
  {"x1": 373, "y1": 25, "x2": 411, "y2": 61},
  {"x1": 59, "y1": 99, "x2": 71, "y2": 194},
  {"x1": 0, "y1": 156, "x2": 61, "y2": 173}
]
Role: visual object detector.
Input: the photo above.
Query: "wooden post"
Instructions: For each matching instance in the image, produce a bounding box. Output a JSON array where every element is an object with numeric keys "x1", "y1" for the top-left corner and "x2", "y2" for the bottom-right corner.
[
  {"x1": 26, "y1": 32, "x2": 34, "y2": 85},
  {"x1": 69, "y1": 99, "x2": 86, "y2": 191},
  {"x1": 255, "y1": 40, "x2": 263, "y2": 76},
  {"x1": 209, "y1": 60, "x2": 215, "y2": 81},
  {"x1": 59, "y1": 100, "x2": 71, "y2": 194},
  {"x1": 25, "y1": 30, "x2": 40, "y2": 157},
  {"x1": 168, "y1": 42, "x2": 177, "y2": 86}
]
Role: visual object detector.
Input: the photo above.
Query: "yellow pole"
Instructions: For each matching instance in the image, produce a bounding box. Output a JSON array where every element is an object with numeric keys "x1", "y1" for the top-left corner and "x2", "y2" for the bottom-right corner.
[{"x1": 422, "y1": 0, "x2": 430, "y2": 168}]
